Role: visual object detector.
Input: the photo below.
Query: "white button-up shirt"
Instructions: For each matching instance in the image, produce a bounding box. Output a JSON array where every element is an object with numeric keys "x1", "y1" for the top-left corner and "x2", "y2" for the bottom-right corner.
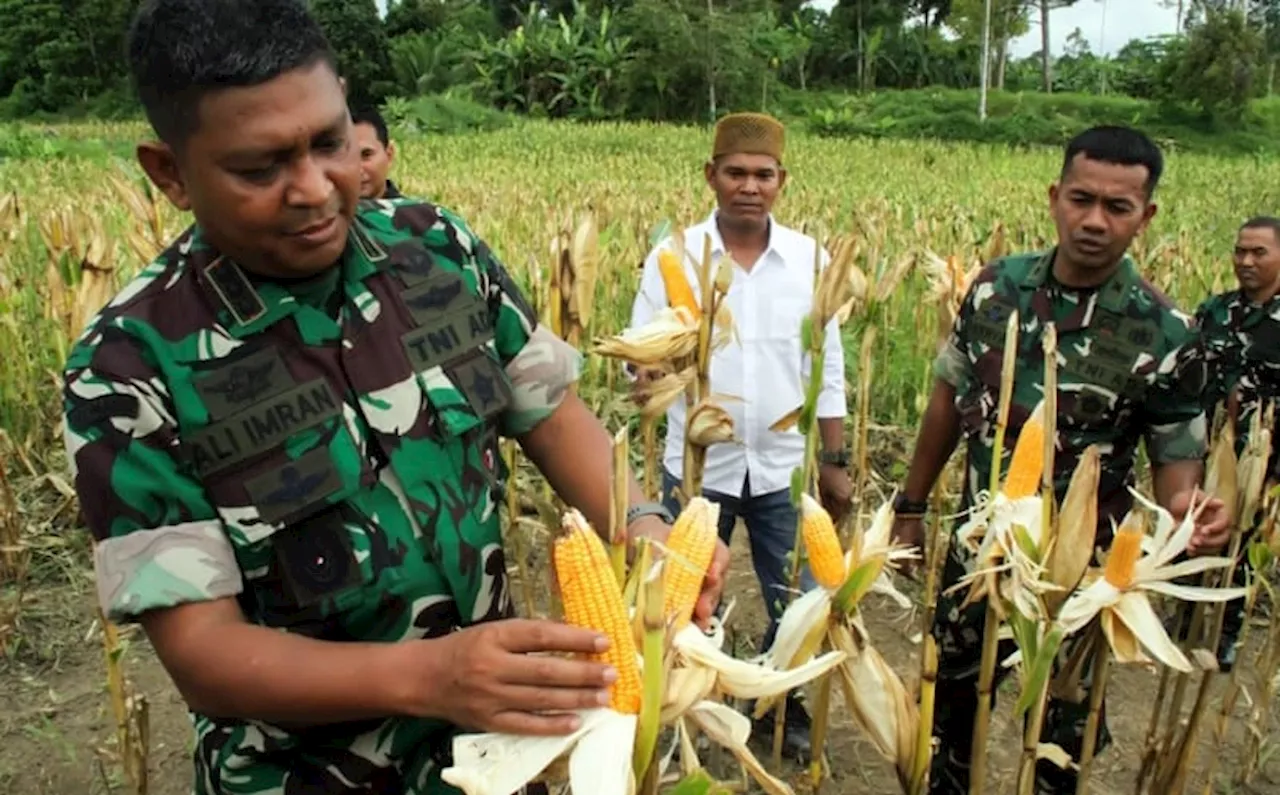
[{"x1": 627, "y1": 212, "x2": 848, "y2": 498}]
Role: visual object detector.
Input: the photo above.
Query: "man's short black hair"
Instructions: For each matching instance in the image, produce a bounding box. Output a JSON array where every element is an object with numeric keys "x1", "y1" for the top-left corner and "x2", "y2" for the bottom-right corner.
[
  {"x1": 1241, "y1": 216, "x2": 1280, "y2": 243},
  {"x1": 127, "y1": 0, "x2": 338, "y2": 146},
  {"x1": 350, "y1": 106, "x2": 390, "y2": 148},
  {"x1": 1061, "y1": 125, "x2": 1165, "y2": 198}
]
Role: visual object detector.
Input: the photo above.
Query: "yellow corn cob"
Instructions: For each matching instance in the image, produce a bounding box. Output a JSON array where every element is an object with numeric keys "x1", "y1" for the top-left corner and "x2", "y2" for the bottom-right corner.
[
  {"x1": 1003, "y1": 408, "x2": 1045, "y2": 499},
  {"x1": 661, "y1": 497, "x2": 719, "y2": 629},
  {"x1": 554, "y1": 510, "x2": 643, "y2": 714},
  {"x1": 1103, "y1": 514, "x2": 1145, "y2": 590},
  {"x1": 658, "y1": 249, "x2": 701, "y2": 320},
  {"x1": 801, "y1": 493, "x2": 847, "y2": 590}
]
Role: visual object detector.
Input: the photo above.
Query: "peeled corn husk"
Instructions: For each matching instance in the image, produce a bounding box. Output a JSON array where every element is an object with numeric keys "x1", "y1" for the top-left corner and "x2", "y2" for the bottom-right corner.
[
  {"x1": 593, "y1": 307, "x2": 699, "y2": 365},
  {"x1": 687, "y1": 400, "x2": 735, "y2": 447}
]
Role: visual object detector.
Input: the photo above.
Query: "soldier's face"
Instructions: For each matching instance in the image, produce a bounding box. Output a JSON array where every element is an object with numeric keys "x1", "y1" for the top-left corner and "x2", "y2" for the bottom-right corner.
[
  {"x1": 705, "y1": 154, "x2": 787, "y2": 232},
  {"x1": 136, "y1": 61, "x2": 362, "y2": 279},
  {"x1": 354, "y1": 122, "x2": 395, "y2": 199},
  {"x1": 1234, "y1": 226, "x2": 1280, "y2": 300},
  {"x1": 1049, "y1": 154, "x2": 1156, "y2": 272}
]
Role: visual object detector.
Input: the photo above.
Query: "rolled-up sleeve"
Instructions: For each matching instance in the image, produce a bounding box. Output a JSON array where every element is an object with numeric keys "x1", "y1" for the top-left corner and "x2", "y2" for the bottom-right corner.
[
  {"x1": 62, "y1": 343, "x2": 241, "y2": 624},
  {"x1": 816, "y1": 312, "x2": 848, "y2": 418},
  {"x1": 933, "y1": 280, "x2": 977, "y2": 389}
]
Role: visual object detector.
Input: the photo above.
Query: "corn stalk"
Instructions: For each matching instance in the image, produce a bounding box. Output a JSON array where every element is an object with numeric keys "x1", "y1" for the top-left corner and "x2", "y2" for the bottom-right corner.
[
  {"x1": 0, "y1": 429, "x2": 27, "y2": 656},
  {"x1": 1239, "y1": 491, "x2": 1280, "y2": 786},
  {"x1": 1149, "y1": 404, "x2": 1271, "y2": 794},
  {"x1": 1073, "y1": 627, "x2": 1111, "y2": 795},
  {"x1": 969, "y1": 309, "x2": 1019, "y2": 795},
  {"x1": 99, "y1": 609, "x2": 150, "y2": 795},
  {"x1": 1013, "y1": 324, "x2": 1059, "y2": 795}
]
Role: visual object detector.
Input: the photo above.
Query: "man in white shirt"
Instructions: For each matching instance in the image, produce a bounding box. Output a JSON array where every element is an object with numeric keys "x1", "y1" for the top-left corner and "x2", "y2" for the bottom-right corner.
[{"x1": 626, "y1": 112, "x2": 852, "y2": 761}]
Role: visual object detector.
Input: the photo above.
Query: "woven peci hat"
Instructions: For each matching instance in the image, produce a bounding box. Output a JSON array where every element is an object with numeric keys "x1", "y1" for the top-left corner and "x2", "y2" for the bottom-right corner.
[{"x1": 711, "y1": 112, "x2": 784, "y2": 162}]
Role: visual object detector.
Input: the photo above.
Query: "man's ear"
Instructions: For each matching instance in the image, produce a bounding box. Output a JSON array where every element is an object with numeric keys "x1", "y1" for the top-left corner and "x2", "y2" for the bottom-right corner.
[
  {"x1": 339, "y1": 76, "x2": 348, "y2": 97},
  {"x1": 136, "y1": 141, "x2": 192, "y2": 212},
  {"x1": 777, "y1": 166, "x2": 788, "y2": 191},
  {"x1": 1139, "y1": 201, "x2": 1158, "y2": 232},
  {"x1": 703, "y1": 160, "x2": 716, "y2": 187},
  {"x1": 387, "y1": 141, "x2": 396, "y2": 163}
]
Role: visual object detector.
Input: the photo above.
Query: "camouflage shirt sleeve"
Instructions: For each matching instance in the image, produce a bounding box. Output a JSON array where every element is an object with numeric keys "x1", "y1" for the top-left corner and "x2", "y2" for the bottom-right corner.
[
  {"x1": 439, "y1": 208, "x2": 583, "y2": 436},
  {"x1": 62, "y1": 332, "x2": 242, "y2": 625},
  {"x1": 1141, "y1": 310, "x2": 1209, "y2": 465},
  {"x1": 932, "y1": 271, "x2": 980, "y2": 389}
]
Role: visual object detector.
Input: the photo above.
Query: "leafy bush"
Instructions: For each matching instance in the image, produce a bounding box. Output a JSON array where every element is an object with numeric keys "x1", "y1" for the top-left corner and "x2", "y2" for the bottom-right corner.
[
  {"x1": 804, "y1": 88, "x2": 1280, "y2": 157},
  {"x1": 383, "y1": 93, "x2": 514, "y2": 135}
]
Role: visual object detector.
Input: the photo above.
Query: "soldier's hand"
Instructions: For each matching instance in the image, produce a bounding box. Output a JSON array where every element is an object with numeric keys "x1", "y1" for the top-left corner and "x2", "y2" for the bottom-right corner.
[
  {"x1": 420, "y1": 619, "x2": 616, "y2": 735},
  {"x1": 891, "y1": 516, "x2": 927, "y2": 576},
  {"x1": 1170, "y1": 488, "x2": 1231, "y2": 557}
]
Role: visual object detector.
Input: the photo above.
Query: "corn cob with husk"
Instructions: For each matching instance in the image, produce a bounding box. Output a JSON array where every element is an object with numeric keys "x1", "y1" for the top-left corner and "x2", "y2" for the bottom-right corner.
[
  {"x1": 593, "y1": 225, "x2": 737, "y2": 505},
  {"x1": 442, "y1": 491, "x2": 845, "y2": 795},
  {"x1": 1134, "y1": 404, "x2": 1252, "y2": 792},
  {"x1": 443, "y1": 509, "x2": 644, "y2": 795},
  {"x1": 1145, "y1": 402, "x2": 1273, "y2": 795},
  {"x1": 741, "y1": 491, "x2": 920, "y2": 790}
]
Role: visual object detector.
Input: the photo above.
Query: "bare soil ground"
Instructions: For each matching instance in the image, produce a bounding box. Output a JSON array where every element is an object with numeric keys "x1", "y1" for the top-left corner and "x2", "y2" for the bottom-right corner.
[{"x1": 1, "y1": 469, "x2": 1278, "y2": 795}]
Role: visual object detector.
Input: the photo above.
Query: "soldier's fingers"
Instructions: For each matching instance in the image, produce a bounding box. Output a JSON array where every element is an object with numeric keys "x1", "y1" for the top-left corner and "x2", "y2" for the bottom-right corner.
[
  {"x1": 499, "y1": 619, "x2": 609, "y2": 655},
  {"x1": 498, "y1": 683, "x2": 611, "y2": 715},
  {"x1": 503, "y1": 654, "x2": 616, "y2": 689},
  {"x1": 488, "y1": 709, "x2": 586, "y2": 737}
]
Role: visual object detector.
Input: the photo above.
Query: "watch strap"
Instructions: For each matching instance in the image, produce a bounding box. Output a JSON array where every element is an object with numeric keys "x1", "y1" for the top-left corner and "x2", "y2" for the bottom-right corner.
[
  {"x1": 892, "y1": 492, "x2": 929, "y2": 516},
  {"x1": 819, "y1": 450, "x2": 851, "y2": 467},
  {"x1": 626, "y1": 502, "x2": 675, "y2": 527}
]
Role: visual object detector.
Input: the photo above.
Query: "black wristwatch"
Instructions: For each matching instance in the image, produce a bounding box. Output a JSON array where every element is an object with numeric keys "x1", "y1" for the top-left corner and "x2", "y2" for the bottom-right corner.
[
  {"x1": 892, "y1": 492, "x2": 929, "y2": 516},
  {"x1": 627, "y1": 502, "x2": 675, "y2": 527},
  {"x1": 819, "y1": 449, "x2": 851, "y2": 468}
]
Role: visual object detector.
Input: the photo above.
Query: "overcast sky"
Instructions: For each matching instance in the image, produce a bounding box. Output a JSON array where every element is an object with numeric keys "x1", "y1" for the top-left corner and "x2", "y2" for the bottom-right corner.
[
  {"x1": 374, "y1": 0, "x2": 1180, "y2": 57},
  {"x1": 809, "y1": 0, "x2": 1181, "y2": 56}
]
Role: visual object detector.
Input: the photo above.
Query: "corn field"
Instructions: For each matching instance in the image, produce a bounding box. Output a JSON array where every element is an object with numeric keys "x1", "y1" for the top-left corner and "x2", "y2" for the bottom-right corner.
[{"x1": 2, "y1": 119, "x2": 1280, "y2": 795}]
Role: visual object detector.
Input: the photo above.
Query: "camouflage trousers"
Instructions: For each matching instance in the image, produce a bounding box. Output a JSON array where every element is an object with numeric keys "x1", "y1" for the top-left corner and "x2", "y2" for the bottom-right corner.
[{"x1": 928, "y1": 545, "x2": 1112, "y2": 795}]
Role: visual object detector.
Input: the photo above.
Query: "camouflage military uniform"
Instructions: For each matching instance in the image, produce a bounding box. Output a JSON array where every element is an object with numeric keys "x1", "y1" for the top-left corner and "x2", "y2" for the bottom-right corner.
[
  {"x1": 62, "y1": 198, "x2": 581, "y2": 795},
  {"x1": 1196, "y1": 289, "x2": 1280, "y2": 469},
  {"x1": 928, "y1": 249, "x2": 1208, "y2": 794},
  {"x1": 1192, "y1": 290, "x2": 1280, "y2": 663}
]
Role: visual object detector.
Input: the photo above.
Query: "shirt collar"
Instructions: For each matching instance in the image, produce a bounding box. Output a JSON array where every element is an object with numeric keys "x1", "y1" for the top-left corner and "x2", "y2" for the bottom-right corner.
[
  {"x1": 190, "y1": 215, "x2": 389, "y2": 338},
  {"x1": 694, "y1": 209, "x2": 788, "y2": 270},
  {"x1": 1021, "y1": 246, "x2": 1139, "y2": 314}
]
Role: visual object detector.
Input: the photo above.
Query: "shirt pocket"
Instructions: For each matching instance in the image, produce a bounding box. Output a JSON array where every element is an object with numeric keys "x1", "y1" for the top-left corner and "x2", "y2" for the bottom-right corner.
[
  {"x1": 409, "y1": 343, "x2": 513, "y2": 515},
  {"x1": 760, "y1": 294, "x2": 810, "y2": 342},
  {"x1": 195, "y1": 411, "x2": 376, "y2": 628}
]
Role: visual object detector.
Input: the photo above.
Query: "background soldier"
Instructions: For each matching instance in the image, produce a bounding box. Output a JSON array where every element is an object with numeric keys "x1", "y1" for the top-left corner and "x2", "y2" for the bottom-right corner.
[
  {"x1": 1193, "y1": 215, "x2": 1280, "y2": 671},
  {"x1": 61, "y1": 2, "x2": 727, "y2": 793},
  {"x1": 627, "y1": 112, "x2": 853, "y2": 760},
  {"x1": 351, "y1": 105, "x2": 401, "y2": 199},
  {"x1": 890, "y1": 125, "x2": 1231, "y2": 795}
]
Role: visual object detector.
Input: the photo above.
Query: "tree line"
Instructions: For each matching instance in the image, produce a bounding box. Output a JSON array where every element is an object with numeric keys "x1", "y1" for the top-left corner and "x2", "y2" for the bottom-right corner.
[{"x1": 0, "y1": 0, "x2": 1277, "y2": 128}]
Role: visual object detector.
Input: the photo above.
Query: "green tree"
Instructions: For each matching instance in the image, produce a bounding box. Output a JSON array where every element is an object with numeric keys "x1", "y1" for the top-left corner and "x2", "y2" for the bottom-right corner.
[
  {"x1": 1034, "y1": 0, "x2": 1079, "y2": 92},
  {"x1": 0, "y1": 0, "x2": 136, "y2": 114},
  {"x1": 310, "y1": 0, "x2": 395, "y2": 107},
  {"x1": 948, "y1": 0, "x2": 1031, "y2": 89},
  {"x1": 1169, "y1": 6, "x2": 1262, "y2": 125}
]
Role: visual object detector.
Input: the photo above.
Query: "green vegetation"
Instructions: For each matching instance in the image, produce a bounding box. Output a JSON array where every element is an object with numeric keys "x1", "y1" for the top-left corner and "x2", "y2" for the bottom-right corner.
[
  {"x1": 0, "y1": 119, "x2": 1270, "y2": 452},
  {"x1": 2, "y1": 2, "x2": 1280, "y2": 155}
]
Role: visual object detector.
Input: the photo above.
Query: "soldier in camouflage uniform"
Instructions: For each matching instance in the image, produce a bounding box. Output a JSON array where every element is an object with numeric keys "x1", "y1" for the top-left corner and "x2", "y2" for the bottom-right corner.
[
  {"x1": 890, "y1": 126, "x2": 1231, "y2": 795},
  {"x1": 61, "y1": 2, "x2": 728, "y2": 794},
  {"x1": 1192, "y1": 215, "x2": 1280, "y2": 671}
]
